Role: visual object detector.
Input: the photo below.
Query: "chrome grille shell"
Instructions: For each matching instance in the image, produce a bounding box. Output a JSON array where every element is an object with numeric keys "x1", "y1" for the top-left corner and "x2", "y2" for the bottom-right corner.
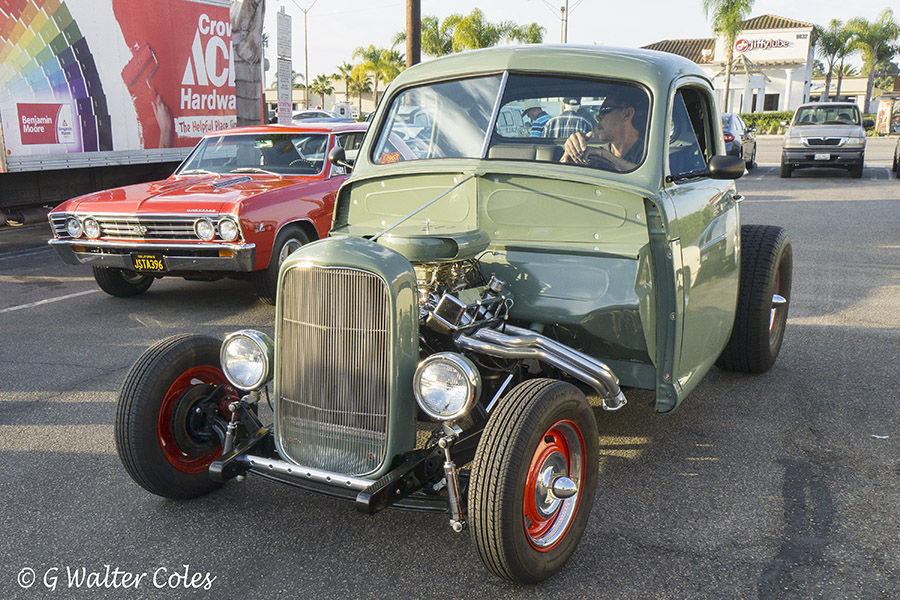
[
  {"x1": 276, "y1": 265, "x2": 390, "y2": 475},
  {"x1": 273, "y1": 237, "x2": 419, "y2": 479}
]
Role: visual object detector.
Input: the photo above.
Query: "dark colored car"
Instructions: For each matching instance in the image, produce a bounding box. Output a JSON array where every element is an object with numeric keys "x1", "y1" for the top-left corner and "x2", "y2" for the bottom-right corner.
[
  {"x1": 721, "y1": 112, "x2": 756, "y2": 169},
  {"x1": 893, "y1": 136, "x2": 900, "y2": 179}
]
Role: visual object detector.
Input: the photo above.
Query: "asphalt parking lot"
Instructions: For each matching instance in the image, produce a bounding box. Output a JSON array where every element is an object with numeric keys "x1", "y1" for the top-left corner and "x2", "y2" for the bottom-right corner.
[{"x1": 1, "y1": 137, "x2": 898, "y2": 599}]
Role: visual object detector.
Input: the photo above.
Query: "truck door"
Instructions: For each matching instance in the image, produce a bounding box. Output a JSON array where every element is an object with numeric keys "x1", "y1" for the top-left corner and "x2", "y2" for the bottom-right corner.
[{"x1": 664, "y1": 87, "x2": 740, "y2": 395}]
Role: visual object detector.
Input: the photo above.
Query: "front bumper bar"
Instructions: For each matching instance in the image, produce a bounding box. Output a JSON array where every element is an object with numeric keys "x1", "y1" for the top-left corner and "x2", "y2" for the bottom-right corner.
[
  {"x1": 782, "y1": 148, "x2": 863, "y2": 169},
  {"x1": 48, "y1": 239, "x2": 256, "y2": 272}
]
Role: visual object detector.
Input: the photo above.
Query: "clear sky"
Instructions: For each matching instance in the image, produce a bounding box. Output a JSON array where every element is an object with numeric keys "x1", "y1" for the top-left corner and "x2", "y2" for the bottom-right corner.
[{"x1": 263, "y1": 0, "x2": 897, "y2": 88}]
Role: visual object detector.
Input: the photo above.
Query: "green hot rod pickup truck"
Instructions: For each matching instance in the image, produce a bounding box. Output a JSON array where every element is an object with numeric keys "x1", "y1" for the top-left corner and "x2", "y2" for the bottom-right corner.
[{"x1": 115, "y1": 46, "x2": 792, "y2": 584}]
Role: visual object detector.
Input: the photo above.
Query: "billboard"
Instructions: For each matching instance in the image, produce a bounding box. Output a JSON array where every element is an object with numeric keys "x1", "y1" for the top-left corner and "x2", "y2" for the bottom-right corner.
[{"x1": 0, "y1": 0, "x2": 235, "y2": 166}]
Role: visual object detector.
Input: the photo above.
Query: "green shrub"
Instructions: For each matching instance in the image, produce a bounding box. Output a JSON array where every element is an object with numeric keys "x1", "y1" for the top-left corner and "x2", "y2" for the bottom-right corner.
[{"x1": 738, "y1": 111, "x2": 794, "y2": 135}]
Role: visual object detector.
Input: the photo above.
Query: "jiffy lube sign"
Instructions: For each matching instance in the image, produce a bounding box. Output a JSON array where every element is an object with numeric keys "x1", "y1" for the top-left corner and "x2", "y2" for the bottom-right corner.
[
  {"x1": 0, "y1": 0, "x2": 234, "y2": 163},
  {"x1": 714, "y1": 29, "x2": 812, "y2": 63}
]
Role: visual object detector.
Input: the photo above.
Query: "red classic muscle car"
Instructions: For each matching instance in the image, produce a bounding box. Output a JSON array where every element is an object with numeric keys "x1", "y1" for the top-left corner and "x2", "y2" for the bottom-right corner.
[{"x1": 48, "y1": 122, "x2": 368, "y2": 303}]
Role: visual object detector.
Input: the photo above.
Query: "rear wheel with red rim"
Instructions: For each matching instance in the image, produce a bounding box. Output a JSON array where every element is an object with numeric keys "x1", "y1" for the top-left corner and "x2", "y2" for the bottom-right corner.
[
  {"x1": 717, "y1": 224, "x2": 792, "y2": 373},
  {"x1": 470, "y1": 379, "x2": 599, "y2": 584},
  {"x1": 115, "y1": 334, "x2": 239, "y2": 499}
]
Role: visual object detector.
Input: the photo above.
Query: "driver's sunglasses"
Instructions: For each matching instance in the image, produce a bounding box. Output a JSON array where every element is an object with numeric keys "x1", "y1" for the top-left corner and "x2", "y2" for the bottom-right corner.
[{"x1": 597, "y1": 105, "x2": 626, "y2": 116}]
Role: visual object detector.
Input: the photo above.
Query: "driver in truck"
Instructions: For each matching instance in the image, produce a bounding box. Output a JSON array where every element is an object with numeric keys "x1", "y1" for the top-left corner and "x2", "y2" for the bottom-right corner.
[{"x1": 561, "y1": 86, "x2": 647, "y2": 172}]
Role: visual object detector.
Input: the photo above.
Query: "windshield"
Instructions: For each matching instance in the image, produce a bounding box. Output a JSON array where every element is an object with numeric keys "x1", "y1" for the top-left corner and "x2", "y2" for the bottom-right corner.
[
  {"x1": 372, "y1": 75, "x2": 502, "y2": 163},
  {"x1": 177, "y1": 133, "x2": 329, "y2": 175},
  {"x1": 488, "y1": 74, "x2": 650, "y2": 173},
  {"x1": 792, "y1": 106, "x2": 860, "y2": 126}
]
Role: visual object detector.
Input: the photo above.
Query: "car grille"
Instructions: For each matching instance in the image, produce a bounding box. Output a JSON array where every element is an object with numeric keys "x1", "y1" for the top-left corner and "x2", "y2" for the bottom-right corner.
[
  {"x1": 49, "y1": 213, "x2": 231, "y2": 242},
  {"x1": 804, "y1": 137, "x2": 845, "y2": 147},
  {"x1": 276, "y1": 264, "x2": 390, "y2": 476}
]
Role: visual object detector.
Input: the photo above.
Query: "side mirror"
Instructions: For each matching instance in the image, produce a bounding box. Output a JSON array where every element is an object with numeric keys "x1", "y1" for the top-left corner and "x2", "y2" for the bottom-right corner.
[
  {"x1": 707, "y1": 155, "x2": 745, "y2": 180},
  {"x1": 863, "y1": 118, "x2": 875, "y2": 129},
  {"x1": 328, "y1": 146, "x2": 353, "y2": 170},
  {"x1": 780, "y1": 120, "x2": 789, "y2": 127},
  {"x1": 748, "y1": 125, "x2": 756, "y2": 133}
]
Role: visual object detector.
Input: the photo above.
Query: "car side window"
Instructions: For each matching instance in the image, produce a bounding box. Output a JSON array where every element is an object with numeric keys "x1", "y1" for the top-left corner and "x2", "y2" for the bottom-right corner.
[{"x1": 668, "y1": 90, "x2": 708, "y2": 176}]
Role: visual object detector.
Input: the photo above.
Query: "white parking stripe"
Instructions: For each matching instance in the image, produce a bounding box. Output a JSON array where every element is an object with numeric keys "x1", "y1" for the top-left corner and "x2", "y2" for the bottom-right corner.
[
  {"x1": 0, "y1": 289, "x2": 98, "y2": 314},
  {"x1": 0, "y1": 247, "x2": 53, "y2": 260}
]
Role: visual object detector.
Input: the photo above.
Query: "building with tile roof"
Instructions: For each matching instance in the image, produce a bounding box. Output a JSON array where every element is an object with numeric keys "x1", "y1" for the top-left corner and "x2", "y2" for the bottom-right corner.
[{"x1": 643, "y1": 14, "x2": 819, "y2": 113}]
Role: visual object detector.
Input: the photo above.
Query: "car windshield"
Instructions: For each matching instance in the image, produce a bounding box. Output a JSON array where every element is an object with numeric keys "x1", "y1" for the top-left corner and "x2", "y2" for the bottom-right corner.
[
  {"x1": 487, "y1": 74, "x2": 650, "y2": 173},
  {"x1": 721, "y1": 116, "x2": 731, "y2": 130},
  {"x1": 372, "y1": 75, "x2": 502, "y2": 163},
  {"x1": 792, "y1": 106, "x2": 860, "y2": 126},
  {"x1": 177, "y1": 133, "x2": 329, "y2": 175}
]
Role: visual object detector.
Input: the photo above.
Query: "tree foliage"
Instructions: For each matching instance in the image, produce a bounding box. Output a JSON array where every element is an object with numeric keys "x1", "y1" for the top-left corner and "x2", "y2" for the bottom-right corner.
[
  {"x1": 394, "y1": 9, "x2": 545, "y2": 57},
  {"x1": 846, "y1": 9, "x2": 900, "y2": 109},
  {"x1": 702, "y1": 0, "x2": 754, "y2": 112}
]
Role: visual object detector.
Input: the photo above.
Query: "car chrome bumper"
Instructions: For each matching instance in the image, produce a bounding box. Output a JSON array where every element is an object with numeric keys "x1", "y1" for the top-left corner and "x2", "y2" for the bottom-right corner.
[
  {"x1": 782, "y1": 149, "x2": 863, "y2": 168},
  {"x1": 48, "y1": 239, "x2": 257, "y2": 272}
]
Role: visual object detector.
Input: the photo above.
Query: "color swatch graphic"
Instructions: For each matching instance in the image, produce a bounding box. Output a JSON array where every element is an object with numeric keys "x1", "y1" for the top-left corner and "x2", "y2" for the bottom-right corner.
[{"x1": 0, "y1": 0, "x2": 112, "y2": 152}]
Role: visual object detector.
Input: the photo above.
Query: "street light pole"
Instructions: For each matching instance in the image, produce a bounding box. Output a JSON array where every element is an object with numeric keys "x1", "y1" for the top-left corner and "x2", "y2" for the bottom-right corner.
[{"x1": 284, "y1": 0, "x2": 317, "y2": 109}]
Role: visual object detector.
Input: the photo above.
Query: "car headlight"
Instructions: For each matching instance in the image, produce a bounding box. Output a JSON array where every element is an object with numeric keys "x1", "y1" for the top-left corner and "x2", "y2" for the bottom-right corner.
[
  {"x1": 782, "y1": 136, "x2": 804, "y2": 149},
  {"x1": 218, "y1": 217, "x2": 239, "y2": 242},
  {"x1": 413, "y1": 352, "x2": 481, "y2": 421},
  {"x1": 220, "y1": 330, "x2": 274, "y2": 391},
  {"x1": 65, "y1": 217, "x2": 83, "y2": 238},
  {"x1": 194, "y1": 218, "x2": 215, "y2": 241},
  {"x1": 844, "y1": 136, "x2": 865, "y2": 148},
  {"x1": 83, "y1": 217, "x2": 101, "y2": 239}
]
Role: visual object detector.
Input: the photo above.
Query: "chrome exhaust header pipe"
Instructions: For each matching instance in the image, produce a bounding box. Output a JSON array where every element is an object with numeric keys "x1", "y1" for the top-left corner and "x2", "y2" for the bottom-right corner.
[{"x1": 456, "y1": 324, "x2": 627, "y2": 411}]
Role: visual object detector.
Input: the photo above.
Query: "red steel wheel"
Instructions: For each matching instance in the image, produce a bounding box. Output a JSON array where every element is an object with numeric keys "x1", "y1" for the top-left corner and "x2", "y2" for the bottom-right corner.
[
  {"x1": 470, "y1": 379, "x2": 599, "y2": 584},
  {"x1": 116, "y1": 334, "x2": 238, "y2": 499},
  {"x1": 523, "y1": 420, "x2": 586, "y2": 551},
  {"x1": 157, "y1": 365, "x2": 231, "y2": 473}
]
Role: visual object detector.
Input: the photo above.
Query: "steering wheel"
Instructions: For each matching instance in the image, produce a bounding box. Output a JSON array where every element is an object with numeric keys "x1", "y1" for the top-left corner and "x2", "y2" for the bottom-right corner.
[{"x1": 289, "y1": 157, "x2": 316, "y2": 168}]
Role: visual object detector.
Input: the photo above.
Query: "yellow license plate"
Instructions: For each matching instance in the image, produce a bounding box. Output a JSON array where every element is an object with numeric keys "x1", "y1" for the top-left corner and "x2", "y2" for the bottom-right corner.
[{"x1": 131, "y1": 254, "x2": 166, "y2": 272}]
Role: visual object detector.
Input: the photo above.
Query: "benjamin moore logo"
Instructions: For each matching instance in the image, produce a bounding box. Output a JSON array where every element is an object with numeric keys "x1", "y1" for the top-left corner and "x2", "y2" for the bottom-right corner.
[{"x1": 734, "y1": 38, "x2": 790, "y2": 52}]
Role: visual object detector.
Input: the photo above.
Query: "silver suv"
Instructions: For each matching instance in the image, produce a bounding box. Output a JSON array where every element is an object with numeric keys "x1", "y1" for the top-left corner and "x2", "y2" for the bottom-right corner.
[{"x1": 781, "y1": 102, "x2": 867, "y2": 178}]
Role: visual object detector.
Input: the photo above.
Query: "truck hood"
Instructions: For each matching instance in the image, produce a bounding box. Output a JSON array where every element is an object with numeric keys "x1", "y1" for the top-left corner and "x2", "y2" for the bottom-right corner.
[
  {"x1": 65, "y1": 174, "x2": 308, "y2": 214},
  {"x1": 788, "y1": 124, "x2": 864, "y2": 138}
]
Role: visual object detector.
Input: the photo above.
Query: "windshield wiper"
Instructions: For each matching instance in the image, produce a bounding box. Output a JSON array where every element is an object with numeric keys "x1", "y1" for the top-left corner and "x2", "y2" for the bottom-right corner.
[
  {"x1": 666, "y1": 169, "x2": 707, "y2": 183},
  {"x1": 178, "y1": 169, "x2": 219, "y2": 175},
  {"x1": 230, "y1": 167, "x2": 281, "y2": 177}
]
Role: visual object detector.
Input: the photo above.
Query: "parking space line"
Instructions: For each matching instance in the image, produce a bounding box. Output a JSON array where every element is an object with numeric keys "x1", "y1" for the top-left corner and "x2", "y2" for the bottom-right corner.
[
  {"x1": 0, "y1": 247, "x2": 53, "y2": 260},
  {"x1": 0, "y1": 289, "x2": 98, "y2": 314}
]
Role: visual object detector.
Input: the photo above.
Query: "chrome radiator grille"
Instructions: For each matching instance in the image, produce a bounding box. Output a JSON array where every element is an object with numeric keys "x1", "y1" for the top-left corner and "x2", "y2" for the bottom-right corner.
[
  {"x1": 276, "y1": 265, "x2": 391, "y2": 476},
  {"x1": 49, "y1": 213, "x2": 232, "y2": 241}
]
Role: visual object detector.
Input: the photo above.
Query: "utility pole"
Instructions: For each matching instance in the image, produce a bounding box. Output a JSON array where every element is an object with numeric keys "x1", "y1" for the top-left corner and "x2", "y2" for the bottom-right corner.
[
  {"x1": 406, "y1": 0, "x2": 421, "y2": 68},
  {"x1": 542, "y1": 0, "x2": 582, "y2": 43},
  {"x1": 285, "y1": 0, "x2": 317, "y2": 109}
]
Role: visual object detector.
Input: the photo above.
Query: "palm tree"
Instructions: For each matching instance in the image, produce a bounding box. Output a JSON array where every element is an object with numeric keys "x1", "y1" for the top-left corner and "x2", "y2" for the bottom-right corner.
[
  {"x1": 334, "y1": 62, "x2": 354, "y2": 102},
  {"x1": 348, "y1": 68, "x2": 372, "y2": 114},
  {"x1": 379, "y1": 49, "x2": 405, "y2": 86},
  {"x1": 309, "y1": 74, "x2": 335, "y2": 109},
  {"x1": 816, "y1": 20, "x2": 853, "y2": 101},
  {"x1": 702, "y1": 0, "x2": 754, "y2": 112},
  {"x1": 352, "y1": 45, "x2": 385, "y2": 105},
  {"x1": 393, "y1": 11, "x2": 544, "y2": 57},
  {"x1": 847, "y1": 9, "x2": 900, "y2": 111}
]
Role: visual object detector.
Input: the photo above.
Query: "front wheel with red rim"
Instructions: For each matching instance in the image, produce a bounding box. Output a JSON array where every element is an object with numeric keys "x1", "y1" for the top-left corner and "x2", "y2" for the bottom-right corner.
[
  {"x1": 470, "y1": 379, "x2": 599, "y2": 584},
  {"x1": 115, "y1": 334, "x2": 239, "y2": 499}
]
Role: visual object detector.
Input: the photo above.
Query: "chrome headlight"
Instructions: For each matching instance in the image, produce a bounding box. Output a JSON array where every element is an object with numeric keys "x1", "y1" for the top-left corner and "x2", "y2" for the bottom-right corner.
[
  {"x1": 83, "y1": 217, "x2": 101, "y2": 239},
  {"x1": 194, "y1": 218, "x2": 215, "y2": 241},
  {"x1": 220, "y1": 330, "x2": 274, "y2": 391},
  {"x1": 413, "y1": 352, "x2": 481, "y2": 421},
  {"x1": 65, "y1": 217, "x2": 83, "y2": 238},
  {"x1": 218, "y1": 217, "x2": 239, "y2": 242},
  {"x1": 844, "y1": 136, "x2": 866, "y2": 148},
  {"x1": 783, "y1": 136, "x2": 804, "y2": 149}
]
